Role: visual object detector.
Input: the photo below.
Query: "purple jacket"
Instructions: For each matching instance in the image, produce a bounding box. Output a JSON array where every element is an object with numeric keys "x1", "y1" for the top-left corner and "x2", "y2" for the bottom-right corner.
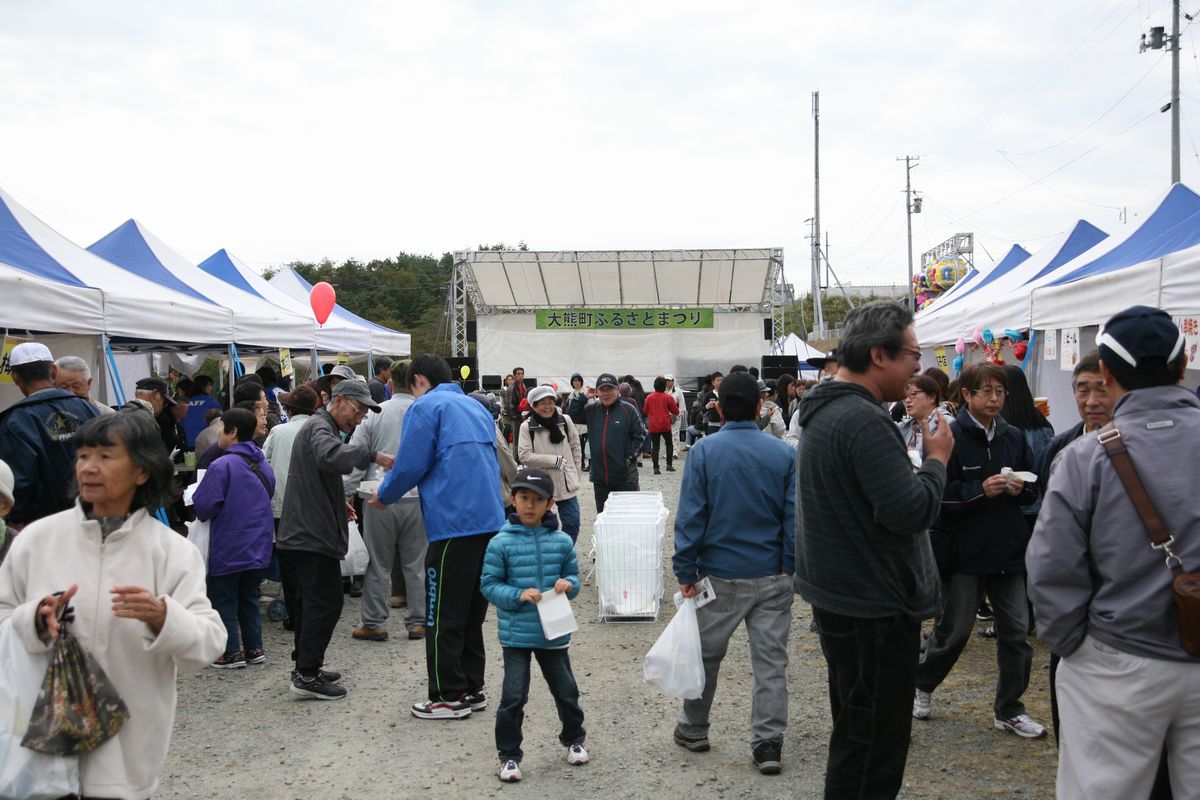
[{"x1": 193, "y1": 441, "x2": 276, "y2": 577}]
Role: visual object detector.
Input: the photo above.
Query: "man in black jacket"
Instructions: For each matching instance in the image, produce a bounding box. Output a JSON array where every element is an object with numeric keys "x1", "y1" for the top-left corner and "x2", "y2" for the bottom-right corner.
[
  {"x1": 914, "y1": 361, "x2": 1045, "y2": 740},
  {"x1": 581, "y1": 373, "x2": 645, "y2": 512}
]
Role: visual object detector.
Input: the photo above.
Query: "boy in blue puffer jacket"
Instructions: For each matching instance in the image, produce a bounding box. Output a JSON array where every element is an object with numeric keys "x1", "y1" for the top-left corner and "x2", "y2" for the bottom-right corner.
[{"x1": 480, "y1": 467, "x2": 587, "y2": 783}]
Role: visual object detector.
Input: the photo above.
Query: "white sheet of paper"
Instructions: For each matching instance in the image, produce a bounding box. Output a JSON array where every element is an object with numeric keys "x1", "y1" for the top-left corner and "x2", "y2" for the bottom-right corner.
[
  {"x1": 537, "y1": 589, "x2": 578, "y2": 640},
  {"x1": 182, "y1": 469, "x2": 207, "y2": 506}
]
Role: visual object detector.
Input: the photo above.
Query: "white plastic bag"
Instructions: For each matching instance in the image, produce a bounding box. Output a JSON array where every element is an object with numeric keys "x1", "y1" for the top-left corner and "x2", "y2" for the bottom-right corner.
[
  {"x1": 186, "y1": 518, "x2": 210, "y2": 568},
  {"x1": 341, "y1": 521, "x2": 369, "y2": 577},
  {"x1": 0, "y1": 619, "x2": 80, "y2": 799},
  {"x1": 643, "y1": 597, "x2": 705, "y2": 699}
]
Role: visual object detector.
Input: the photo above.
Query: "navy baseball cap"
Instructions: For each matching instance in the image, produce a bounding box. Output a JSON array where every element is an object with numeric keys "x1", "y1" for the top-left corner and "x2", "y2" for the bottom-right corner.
[
  {"x1": 511, "y1": 467, "x2": 554, "y2": 500},
  {"x1": 596, "y1": 373, "x2": 618, "y2": 388},
  {"x1": 1097, "y1": 306, "x2": 1185, "y2": 369}
]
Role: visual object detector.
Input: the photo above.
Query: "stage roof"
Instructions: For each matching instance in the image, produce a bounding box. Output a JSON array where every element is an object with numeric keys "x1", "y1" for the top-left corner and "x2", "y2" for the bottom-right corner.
[{"x1": 455, "y1": 248, "x2": 784, "y2": 311}]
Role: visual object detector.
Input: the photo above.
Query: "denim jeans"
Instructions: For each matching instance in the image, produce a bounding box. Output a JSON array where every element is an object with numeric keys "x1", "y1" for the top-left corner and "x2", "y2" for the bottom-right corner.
[
  {"x1": 675, "y1": 574, "x2": 793, "y2": 747},
  {"x1": 556, "y1": 496, "x2": 581, "y2": 543},
  {"x1": 206, "y1": 568, "x2": 266, "y2": 655},
  {"x1": 496, "y1": 647, "x2": 586, "y2": 762},
  {"x1": 917, "y1": 571, "x2": 1033, "y2": 719},
  {"x1": 814, "y1": 608, "x2": 921, "y2": 800},
  {"x1": 685, "y1": 425, "x2": 704, "y2": 446}
]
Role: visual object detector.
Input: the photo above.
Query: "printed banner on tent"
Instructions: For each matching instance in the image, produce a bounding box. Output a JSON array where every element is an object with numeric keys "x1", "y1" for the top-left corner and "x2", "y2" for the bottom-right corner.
[
  {"x1": 535, "y1": 308, "x2": 714, "y2": 330},
  {"x1": 1060, "y1": 328, "x2": 1080, "y2": 371},
  {"x1": 279, "y1": 348, "x2": 294, "y2": 378},
  {"x1": 0, "y1": 337, "x2": 17, "y2": 385},
  {"x1": 1043, "y1": 329, "x2": 1058, "y2": 362},
  {"x1": 1174, "y1": 316, "x2": 1200, "y2": 369},
  {"x1": 336, "y1": 352, "x2": 349, "y2": 365},
  {"x1": 934, "y1": 347, "x2": 948, "y2": 370}
]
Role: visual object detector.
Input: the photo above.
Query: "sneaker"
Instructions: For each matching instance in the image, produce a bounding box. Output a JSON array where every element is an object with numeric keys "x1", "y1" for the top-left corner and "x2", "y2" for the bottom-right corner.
[
  {"x1": 290, "y1": 668, "x2": 342, "y2": 683},
  {"x1": 666, "y1": 465, "x2": 676, "y2": 472},
  {"x1": 566, "y1": 743, "x2": 589, "y2": 765},
  {"x1": 653, "y1": 467, "x2": 661, "y2": 475},
  {"x1": 994, "y1": 714, "x2": 1047, "y2": 739},
  {"x1": 407, "y1": 625, "x2": 426, "y2": 640},
  {"x1": 464, "y1": 692, "x2": 487, "y2": 711},
  {"x1": 352, "y1": 626, "x2": 389, "y2": 641},
  {"x1": 976, "y1": 602, "x2": 994, "y2": 621},
  {"x1": 752, "y1": 741, "x2": 782, "y2": 775},
  {"x1": 673, "y1": 728, "x2": 710, "y2": 752},
  {"x1": 411, "y1": 699, "x2": 472, "y2": 720},
  {"x1": 389, "y1": 595, "x2": 406, "y2": 608},
  {"x1": 977, "y1": 624, "x2": 996, "y2": 639},
  {"x1": 212, "y1": 651, "x2": 247, "y2": 669},
  {"x1": 245, "y1": 647, "x2": 266, "y2": 665},
  {"x1": 913, "y1": 689, "x2": 933, "y2": 720},
  {"x1": 498, "y1": 759, "x2": 522, "y2": 782},
  {"x1": 290, "y1": 673, "x2": 347, "y2": 700}
]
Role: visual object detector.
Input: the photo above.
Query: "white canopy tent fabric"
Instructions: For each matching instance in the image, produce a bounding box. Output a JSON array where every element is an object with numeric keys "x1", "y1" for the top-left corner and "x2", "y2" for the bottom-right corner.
[
  {"x1": 197, "y1": 249, "x2": 371, "y2": 353},
  {"x1": 0, "y1": 188, "x2": 235, "y2": 344},
  {"x1": 89, "y1": 220, "x2": 317, "y2": 349},
  {"x1": 916, "y1": 221, "x2": 1108, "y2": 346},
  {"x1": 268, "y1": 267, "x2": 411, "y2": 356},
  {"x1": 770, "y1": 333, "x2": 823, "y2": 379}
]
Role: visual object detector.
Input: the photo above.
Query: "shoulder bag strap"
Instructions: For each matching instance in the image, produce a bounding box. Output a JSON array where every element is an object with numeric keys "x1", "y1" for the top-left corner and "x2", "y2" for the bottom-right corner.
[
  {"x1": 1097, "y1": 422, "x2": 1184, "y2": 576},
  {"x1": 229, "y1": 452, "x2": 272, "y2": 497}
]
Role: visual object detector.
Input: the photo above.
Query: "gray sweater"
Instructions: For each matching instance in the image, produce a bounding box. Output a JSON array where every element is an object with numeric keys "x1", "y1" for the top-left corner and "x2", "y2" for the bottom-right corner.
[
  {"x1": 277, "y1": 409, "x2": 375, "y2": 560},
  {"x1": 793, "y1": 380, "x2": 947, "y2": 621},
  {"x1": 1028, "y1": 385, "x2": 1200, "y2": 662}
]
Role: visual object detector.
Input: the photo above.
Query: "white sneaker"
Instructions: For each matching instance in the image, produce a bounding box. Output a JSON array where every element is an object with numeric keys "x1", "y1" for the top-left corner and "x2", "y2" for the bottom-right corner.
[
  {"x1": 566, "y1": 743, "x2": 589, "y2": 765},
  {"x1": 994, "y1": 714, "x2": 1047, "y2": 739},
  {"x1": 498, "y1": 759, "x2": 522, "y2": 782},
  {"x1": 913, "y1": 689, "x2": 932, "y2": 720}
]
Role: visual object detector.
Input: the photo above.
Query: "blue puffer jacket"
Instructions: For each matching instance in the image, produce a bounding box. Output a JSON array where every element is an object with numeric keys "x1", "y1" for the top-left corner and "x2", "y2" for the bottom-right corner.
[{"x1": 480, "y1": 512, "x2": 581, "y2": 649}]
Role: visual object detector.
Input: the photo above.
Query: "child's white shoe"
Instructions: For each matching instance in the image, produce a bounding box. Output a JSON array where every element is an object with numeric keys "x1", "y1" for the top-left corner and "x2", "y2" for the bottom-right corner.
[
  {"x1": 566, "y1": 743, "x2": 589, "y2": 765},
  {"x1": 498, "y1": 759, "x2": 522, "y2": 782}
]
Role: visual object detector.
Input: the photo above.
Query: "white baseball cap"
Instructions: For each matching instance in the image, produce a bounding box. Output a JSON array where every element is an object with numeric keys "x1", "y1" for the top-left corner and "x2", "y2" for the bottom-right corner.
[
  {"x1": 0, "y1": 459, "x2": 13, "y2": 507},
  {"x1": 10, "y1": 342, "x2": 53, "y2": 366},
  {"x1": 664, "y1": 373, "x2": 675, "y2": 381}
]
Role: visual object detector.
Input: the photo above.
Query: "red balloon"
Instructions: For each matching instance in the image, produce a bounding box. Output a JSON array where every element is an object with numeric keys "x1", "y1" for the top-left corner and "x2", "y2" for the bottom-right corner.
[
  {"x1": 1013, "y1": 341, "x2": 1029, "y2": 361},
  {"x1": 310, "y1": 281, "x2": 336, "y2": 325}
]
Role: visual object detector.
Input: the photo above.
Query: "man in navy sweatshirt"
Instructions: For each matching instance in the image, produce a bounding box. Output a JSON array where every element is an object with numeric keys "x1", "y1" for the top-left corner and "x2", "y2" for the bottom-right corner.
[{"x1": 671, "y1": 372, "x2": 796, "y2": 776}]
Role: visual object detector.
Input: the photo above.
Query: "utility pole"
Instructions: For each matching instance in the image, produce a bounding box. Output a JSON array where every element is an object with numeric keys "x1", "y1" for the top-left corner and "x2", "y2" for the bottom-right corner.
[
  {"x1": 898, "y1": 155, "x2": 920, "y2": 311},
  {"x1": 1141, "y1": 0, "x2": 1182, "y2": 184},
  {"x1": 812, "y1": 91, "x2": 825, "y2": 336}
]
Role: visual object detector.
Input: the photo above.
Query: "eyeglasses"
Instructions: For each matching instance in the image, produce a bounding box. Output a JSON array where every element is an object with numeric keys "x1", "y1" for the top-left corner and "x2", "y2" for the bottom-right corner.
[
  {"x1": 897, "y1": 346, "x2": 923, "y2": 361},
  {"x1": 969, "y1": 387, "x2": 1007, "y2": 399},
  {"x1": 904, "y1": 390, "x2": 932, "y2": 400}
]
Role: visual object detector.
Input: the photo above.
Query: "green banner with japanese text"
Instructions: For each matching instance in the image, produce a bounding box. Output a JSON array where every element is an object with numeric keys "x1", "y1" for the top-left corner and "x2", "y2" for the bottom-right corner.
[{"x1": 535, "y1": 308, "x2": 714, "y2": 330}]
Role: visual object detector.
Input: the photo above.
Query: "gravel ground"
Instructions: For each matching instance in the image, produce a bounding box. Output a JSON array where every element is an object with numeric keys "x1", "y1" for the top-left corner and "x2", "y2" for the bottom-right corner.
[{"x1": 159, "y1": 450, "x2": 1057, "y2": 799}]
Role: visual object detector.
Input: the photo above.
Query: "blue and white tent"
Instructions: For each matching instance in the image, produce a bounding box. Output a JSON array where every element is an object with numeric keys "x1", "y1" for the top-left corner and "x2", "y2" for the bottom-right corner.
[
  {"x1": 197, "y1": 249, "x2": 373, "y2": 354},
  {"x1": 89, "y1": 220, "x2": 315, "y2": 349},
  {"x1": 268, "y1": 267, "x2": 411, "y2": 356}
]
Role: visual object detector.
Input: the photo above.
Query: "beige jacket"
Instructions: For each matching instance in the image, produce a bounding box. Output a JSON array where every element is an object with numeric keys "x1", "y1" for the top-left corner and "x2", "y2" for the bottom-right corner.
[
  {"x1": 517, "y1": 414, "x2": 583, "y2": 500},
  {"x1": 0, "y1": 504, "x2": 226, "y2": 800}
]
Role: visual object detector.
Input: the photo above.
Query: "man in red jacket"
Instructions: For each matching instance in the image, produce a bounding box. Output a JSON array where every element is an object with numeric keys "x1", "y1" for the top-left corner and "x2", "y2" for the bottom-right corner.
[{"x1": 643, "y1": 376, "x2": 680, "y2": 475}]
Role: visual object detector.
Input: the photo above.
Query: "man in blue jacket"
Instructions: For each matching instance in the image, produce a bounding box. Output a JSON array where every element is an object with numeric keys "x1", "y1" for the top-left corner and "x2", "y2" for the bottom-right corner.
[
  {"x1": 0, "y1": 343, "x2": 99, "y2": 539},
  {"x1": 672, "y1": 372, "x2": 796, "y2": 775},
  {"x1": 914, "y1": 361, "x2": 1045, "y2": 739},
  {"x1": 371, "y1": 354, "x2": 505, "y2": 721}
]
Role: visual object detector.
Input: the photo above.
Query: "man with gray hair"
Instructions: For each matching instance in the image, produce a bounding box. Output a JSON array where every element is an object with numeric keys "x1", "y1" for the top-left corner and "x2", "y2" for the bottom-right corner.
[
  {"x1": 53, "y1": 356, "x2": 114, "y2": 415},
  {"x1": 794, "y1": 301, "x2": 953, "y2": 798}
]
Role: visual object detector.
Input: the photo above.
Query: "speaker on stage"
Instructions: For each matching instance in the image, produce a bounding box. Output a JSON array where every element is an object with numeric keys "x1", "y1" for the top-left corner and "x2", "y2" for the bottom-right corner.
[
  {"x1": 763, "y1": 319, "x2": 773, "y2": 341},
  {"x1": 761, "y1": 355, "x2": 799, "y2": 381},
  {"x1": 481, "y1": 374, "x2": 503, "y2": 391},
  {"x1": 466, "y1": 320, "x2": 477, "y2": 342}
]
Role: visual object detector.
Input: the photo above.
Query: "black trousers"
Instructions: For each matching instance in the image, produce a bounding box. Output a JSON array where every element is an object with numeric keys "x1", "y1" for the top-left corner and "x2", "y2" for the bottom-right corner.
[
  {"x1": 649, "y1": 431, "x2": 673, "y2": 469},
  {"x1": 425, "y1": 532, "x2": 494, "y2": 702},
  {"x1": 814, "y1": 607, "x2": 921, "y2": 800},
  {"x1": 593, "y1": 479, "x2": 639, "y2": 513},
  {"x1": 277, "y1": 549, "x2": 343, "y2": 675}
]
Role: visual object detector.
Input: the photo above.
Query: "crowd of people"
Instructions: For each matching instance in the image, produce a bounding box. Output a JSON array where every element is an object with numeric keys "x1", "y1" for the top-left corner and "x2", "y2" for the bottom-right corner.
[{"x1": 0, "y1": 300, "x2": 1196, "y2": 797}]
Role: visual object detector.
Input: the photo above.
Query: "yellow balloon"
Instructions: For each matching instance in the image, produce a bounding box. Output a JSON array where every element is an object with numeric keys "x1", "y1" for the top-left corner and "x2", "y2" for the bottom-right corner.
[{"x1": 460, "y1": 365, "x2": 471, "y2": 379}]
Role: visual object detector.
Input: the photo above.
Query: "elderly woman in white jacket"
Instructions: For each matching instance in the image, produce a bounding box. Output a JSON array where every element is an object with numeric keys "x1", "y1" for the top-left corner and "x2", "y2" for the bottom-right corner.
[
  {"x1": 517, "y1": 385, "x2": 584, "y2": 542},
  {"x1": 0, "y1": 411, "x2": 225, "y2": 800}
]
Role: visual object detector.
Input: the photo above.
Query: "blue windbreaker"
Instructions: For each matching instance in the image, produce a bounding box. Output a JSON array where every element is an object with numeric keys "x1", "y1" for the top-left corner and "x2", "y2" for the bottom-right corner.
[{"x1": 376, "y1": 383, "x2": 504, "y2": 541}]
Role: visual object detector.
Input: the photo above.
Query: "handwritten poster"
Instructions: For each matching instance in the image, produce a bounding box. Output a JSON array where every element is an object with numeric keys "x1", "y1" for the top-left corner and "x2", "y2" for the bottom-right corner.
[
  {"x1": 1043, "y1": 329, "x2": 1058, "y2": 362},
  {"x1": 279, "y1": 348, "x2": 294, "y2": 378},
  {"x1": 934, "y1": 347, "x2": 948, "y2": 370},
  {"x1": 1060, "y1": 328, "x2": 1080, "y2": 371},
  {"x1": 1174, "y1": 316, "x2": 1200, "y2": 369},
  {"x1": 336, "y1": 352, "x2": 350, "y2": 366},
  {"x1": 0, "y1": 337, "x2": 18, "y2": 385}
]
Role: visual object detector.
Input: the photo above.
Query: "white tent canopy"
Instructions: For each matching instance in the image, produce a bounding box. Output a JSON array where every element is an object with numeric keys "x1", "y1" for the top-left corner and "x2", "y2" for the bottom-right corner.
[{"x1": 769, "y1": 333, "x2": 823, "y2": 378}]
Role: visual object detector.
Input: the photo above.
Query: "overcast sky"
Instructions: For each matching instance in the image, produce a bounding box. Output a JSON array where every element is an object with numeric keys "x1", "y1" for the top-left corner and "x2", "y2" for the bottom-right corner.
[{"x1": 0, "y1": 0, "x2": 1190, "y2": 295}]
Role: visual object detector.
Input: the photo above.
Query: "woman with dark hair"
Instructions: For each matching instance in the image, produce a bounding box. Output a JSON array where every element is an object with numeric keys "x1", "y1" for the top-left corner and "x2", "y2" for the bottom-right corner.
[
  {"x1": 643, "y1": 376, "x2": 681, "y2": 473},
  {"x1": 922, "y1": 367, "x2": 950, "y2": 402},
  {"x1": 897, "y1": 374, "x2": 955, "y2": 467},
  {"x1": 1000, "y1": 364, "x2": 1055, "y2": 531},
  {"x1": 517, "y1": 386, "x2": 583, "y2": 542},
  {"x1": 0, "y1": 411, "x2": 225, "y2": 798},
  {"x1": 776, "y1": 374, "x2": 796, "y2": 425}
]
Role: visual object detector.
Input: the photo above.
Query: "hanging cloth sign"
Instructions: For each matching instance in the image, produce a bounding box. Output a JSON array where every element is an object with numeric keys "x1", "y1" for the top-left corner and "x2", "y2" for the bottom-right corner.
[
  {"x1": 0, "y1": 336, "x2": 21, "y2": 385},
  {"x1": 934, "y1": 347, "x2": 948, "y2": 370},
  {"x1": 279, "y1": 348, "x2": 294, "y2": 378}
]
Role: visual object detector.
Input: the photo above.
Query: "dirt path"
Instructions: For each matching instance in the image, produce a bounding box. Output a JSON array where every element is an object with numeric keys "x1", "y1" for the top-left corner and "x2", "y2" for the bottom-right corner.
[{"x1": 159, "y1": 454, "x2": 1056, "y2": 799}]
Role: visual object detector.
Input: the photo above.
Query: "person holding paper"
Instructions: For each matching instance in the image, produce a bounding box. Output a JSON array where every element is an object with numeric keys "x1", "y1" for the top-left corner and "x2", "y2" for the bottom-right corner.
[{"x1": 479, "y1": 467, "x2": 587, "y2": 783}]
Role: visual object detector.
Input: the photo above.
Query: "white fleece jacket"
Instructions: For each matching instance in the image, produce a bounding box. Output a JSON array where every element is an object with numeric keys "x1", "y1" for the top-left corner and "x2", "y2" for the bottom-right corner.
[{"x1": 0, "y1": 503, "x2": 226, "y2": 800}]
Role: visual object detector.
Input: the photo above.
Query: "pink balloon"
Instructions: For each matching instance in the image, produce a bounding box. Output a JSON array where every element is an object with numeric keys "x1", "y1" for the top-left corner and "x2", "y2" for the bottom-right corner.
[
  {"x1": 552, "y1": 382, "x2": 559, "y2": 392},
  {"x1": 310, "y1": 282, "x2": 336, "y2": 325}
]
